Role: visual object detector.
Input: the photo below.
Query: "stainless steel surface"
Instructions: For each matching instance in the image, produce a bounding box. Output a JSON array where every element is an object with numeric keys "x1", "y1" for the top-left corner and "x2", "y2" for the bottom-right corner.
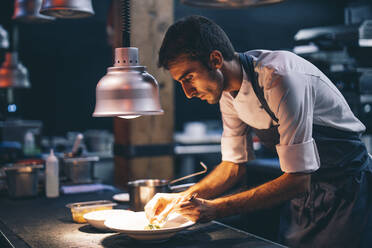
[
  {"x1": 0, "y1": 52, "x2": 30, "y2": 88},
  {"x1": 180, "y1": 0, "x2": 284, "y2": 8},
  {"x1": 174, "y1": 144, "x2": 221, "y2": 154},
  {"x1": 359, "y1": 20, "x2": 372, "y2": 47},
  {"x1": 93, "y1": 47, "x2": 164, "y2": 118},
  {"x1": 4, "y1": 164, "x2": 43, "y2": 198},
  {"x1": 13, "y1": 0, "x2": 55, "y2": 23},
  {"x1": 128, "y1": 179, "x2": 170, "y2": 211},
  {"x1": 0, "y1": 25, "x2": 9, "y2": 49},
  {"x1": 40, "y1": 0, "x2": 94, "y2": 19},
  {"x1": 62, "y1": 156, "x2": 99, "y2": 184},
  {"x1": 83, "y1": 129, "x2": 113, "y2": 154}
]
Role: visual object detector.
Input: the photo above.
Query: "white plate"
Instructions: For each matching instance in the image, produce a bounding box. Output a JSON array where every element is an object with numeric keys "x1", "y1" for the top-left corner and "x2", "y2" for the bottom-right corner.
[
  {"x1": 104, "y1": 211, "x2": 195, "y2": 241},
  {"x1": 83, "y1": 209, "x2": 132, "y2": 230},
  {"x1": 112, "y1": 193, "x2": 130, "y2": 202}
]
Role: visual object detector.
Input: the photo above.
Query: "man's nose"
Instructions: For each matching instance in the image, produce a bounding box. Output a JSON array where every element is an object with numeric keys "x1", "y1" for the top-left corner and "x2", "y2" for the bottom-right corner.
[{"x1": 181, "y1": 84, "x2": 196, "y2": 99}]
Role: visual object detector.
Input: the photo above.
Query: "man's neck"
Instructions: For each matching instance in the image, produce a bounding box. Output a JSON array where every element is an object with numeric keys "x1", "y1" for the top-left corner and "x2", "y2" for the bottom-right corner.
[{"x1": 221, "y1": 53, "x2": 243, "y2": 94}]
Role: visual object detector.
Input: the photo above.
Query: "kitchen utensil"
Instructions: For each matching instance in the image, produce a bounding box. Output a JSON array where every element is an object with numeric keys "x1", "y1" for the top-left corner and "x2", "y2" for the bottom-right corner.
[
  {"x1": 128, "y1": 162, "x2": 207, "y2": 211},
  {"x1": 83, "y1": 209, "x2": 132, "y2": 230},
  {"x1": 72, "y1": 133, "x2": 83, "y2": 155},
  {"x1": 4, "y1": 163, "x2": 43, "y2": 198},
  {"x1": 62, "y1": 156, "x2": 99, "y2": 183},
  {"x1": 66, "y1": 200, "x2": 117, "y2": 223},
  {"x1": 104, "y1": 211, "x2": 194, "y2": 241}
]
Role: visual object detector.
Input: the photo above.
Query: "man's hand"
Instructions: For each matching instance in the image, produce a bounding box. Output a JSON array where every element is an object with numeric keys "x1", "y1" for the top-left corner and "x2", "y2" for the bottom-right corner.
[
  {"x1": 144, "y1": 193, "x2": 186, "y2": 224},
  {"x1": 174, "y1": 196, "x2": 218, "y2": 223}
]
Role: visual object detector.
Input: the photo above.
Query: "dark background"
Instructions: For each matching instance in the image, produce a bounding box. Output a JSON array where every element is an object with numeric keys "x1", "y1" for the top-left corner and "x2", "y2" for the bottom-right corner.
[{"x1": 0, "y1": 0, "x2": 360, "y2": 136}]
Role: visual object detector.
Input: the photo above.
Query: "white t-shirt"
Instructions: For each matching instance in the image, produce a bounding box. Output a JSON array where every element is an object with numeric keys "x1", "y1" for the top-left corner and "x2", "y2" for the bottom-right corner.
[{"x1": 220, "y1": 50, "x2": 366, "y2": 173}]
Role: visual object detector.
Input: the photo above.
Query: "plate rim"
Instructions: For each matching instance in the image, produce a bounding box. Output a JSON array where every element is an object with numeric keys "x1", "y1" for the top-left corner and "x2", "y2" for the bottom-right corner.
[
  {"x1": 83, "y1": 209, "x2": 131, "y2": 221},
  {"x1": 103, "y1": 212, "x2": 195, "y2": 234}
]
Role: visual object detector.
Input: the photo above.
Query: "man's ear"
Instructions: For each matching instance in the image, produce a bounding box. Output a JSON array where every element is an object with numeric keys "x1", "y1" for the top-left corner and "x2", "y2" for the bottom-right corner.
[{"x1": 209, "y1": 50, "x2": 223, "y2": 69}]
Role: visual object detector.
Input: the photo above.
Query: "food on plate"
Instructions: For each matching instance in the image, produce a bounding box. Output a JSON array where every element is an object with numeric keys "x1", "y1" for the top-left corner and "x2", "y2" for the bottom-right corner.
[{"x1": 144, "y1": 223, "x2": 161, "y2": 230}]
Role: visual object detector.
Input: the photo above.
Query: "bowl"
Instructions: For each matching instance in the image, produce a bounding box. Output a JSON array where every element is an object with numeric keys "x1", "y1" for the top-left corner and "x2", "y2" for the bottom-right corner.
[
  {"x1": 83, "y1": 209, "x2": 132, "y2": 230},
  {"x1": 66, "y1": 200, "x2": 117, "y2": 223}
]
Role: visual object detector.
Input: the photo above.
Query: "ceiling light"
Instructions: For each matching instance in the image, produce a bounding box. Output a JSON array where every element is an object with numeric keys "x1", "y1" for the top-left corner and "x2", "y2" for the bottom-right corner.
[
  {"x1": 0, "y1": 52, "x2": 30, "y2": 88},
  {"x1": 0, "y1": 26, "x2": 30, "y2": 89},
  {"x1": 180, "y1": 0, "x2": 284, "y2": 8},
  {"x1": 40, "y1": 0, "x2": 94, "y2": 19},
  {"x1": 93, "y1": 0, "x2": 163, "y2": 119},
  {"x1": 13, "y1": 0, "x2": 55, "y2": 23}
]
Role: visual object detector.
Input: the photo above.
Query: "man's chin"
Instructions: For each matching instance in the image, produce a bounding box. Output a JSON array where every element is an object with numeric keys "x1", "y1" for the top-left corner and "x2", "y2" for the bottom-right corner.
[{"x1": 206, "y1": 98, "x2": 219, "y2": 104}]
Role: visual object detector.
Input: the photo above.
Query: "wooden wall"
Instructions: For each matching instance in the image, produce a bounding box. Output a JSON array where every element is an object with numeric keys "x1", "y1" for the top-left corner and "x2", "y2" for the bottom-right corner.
[{"x1": 111, "y1": 0, "x2": 174, "y2": 189}]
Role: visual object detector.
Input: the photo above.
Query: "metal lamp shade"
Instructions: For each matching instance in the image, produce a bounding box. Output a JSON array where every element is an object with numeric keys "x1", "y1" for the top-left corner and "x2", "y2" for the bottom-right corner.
[
  {"x1": 40, "y1": 0, "x2": 94, "y2": 19},
  {"x1": 180, "y1": 0, "x2": 284, "y2": 8},
  {"x1": 0, "y1": 52, "x2": 30, "y2": 88},
  {"x1": 93, "y1": 48, "x2": 163, "y2": 118},
  {"x1": 0, "y1": 25, "x2": 9, "y2": 49},
  {"x1": 13, "y1": 0, "x2": 55, "y2": 23}
]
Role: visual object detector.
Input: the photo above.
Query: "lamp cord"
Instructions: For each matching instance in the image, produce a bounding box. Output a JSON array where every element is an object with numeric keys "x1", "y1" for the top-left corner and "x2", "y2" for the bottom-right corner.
[
  {"x1": 121, "y1": 0, "x2": 130, "y2": 47},
  {"x1": 10, "y1": 24, "x2": 18, "y2": 52}
]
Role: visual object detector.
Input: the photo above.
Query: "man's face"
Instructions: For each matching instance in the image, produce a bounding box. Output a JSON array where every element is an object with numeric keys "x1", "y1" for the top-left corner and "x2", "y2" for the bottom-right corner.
[{"x1": 168, "y1": 56, "x2": 224, "y2": 104}]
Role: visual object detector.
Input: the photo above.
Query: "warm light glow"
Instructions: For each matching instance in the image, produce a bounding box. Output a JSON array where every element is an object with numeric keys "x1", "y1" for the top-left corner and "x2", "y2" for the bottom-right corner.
[{"x1": 118, "y1": 115, "x2": 141, "y2": 119}]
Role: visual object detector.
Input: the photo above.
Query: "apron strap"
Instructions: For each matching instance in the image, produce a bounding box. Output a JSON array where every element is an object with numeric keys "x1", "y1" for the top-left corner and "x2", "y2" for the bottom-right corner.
[{"x1": 238, "y1": 53, "x2": 279, "y2": 124}]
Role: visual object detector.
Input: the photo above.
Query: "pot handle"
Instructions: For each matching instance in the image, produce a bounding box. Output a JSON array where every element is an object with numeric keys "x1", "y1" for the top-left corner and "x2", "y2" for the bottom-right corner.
[
  {"x1": 169, "y1": 162, "x2": 208, "y2": 185},
  {"x1": 169, "y1": 182, "x2": 195, "y2": 192}
]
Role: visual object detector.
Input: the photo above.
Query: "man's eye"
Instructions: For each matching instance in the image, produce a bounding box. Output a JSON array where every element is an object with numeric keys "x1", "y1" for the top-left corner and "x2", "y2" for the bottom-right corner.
[{"x1": 183, "y1": 76, "x2": 193, "y2": 83}]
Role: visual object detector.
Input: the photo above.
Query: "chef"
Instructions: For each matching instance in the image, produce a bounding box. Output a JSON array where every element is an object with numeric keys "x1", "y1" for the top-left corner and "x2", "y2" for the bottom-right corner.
[{"x1": 145, "y1": 15, "x2": 372, "y2": 247}]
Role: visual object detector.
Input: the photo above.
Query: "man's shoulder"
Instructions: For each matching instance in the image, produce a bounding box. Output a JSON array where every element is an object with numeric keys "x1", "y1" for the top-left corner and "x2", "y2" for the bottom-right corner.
[{"x1": 245, "y1": 49, "x2": 320, "y2": 77}]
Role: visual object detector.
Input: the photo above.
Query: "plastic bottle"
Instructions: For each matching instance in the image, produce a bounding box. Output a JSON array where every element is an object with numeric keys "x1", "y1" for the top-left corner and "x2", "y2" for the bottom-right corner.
[
  {"x1": 24, "y1": 131, "x2": 35, "y2": 156},
  {"x1": 45, "y1": 149, "x2": 59, "y2": 198}
]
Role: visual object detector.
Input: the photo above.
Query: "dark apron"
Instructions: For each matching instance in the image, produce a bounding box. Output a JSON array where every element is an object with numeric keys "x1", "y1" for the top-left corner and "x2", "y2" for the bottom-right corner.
[{"x1": 239, "y1": 53, "x2": 372, "y2": 248}]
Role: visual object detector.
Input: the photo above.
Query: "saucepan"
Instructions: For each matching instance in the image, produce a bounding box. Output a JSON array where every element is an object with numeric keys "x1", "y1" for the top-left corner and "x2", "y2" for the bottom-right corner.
[{"x1": 128, "y1": 162, "x2": 207, "y2": 211}]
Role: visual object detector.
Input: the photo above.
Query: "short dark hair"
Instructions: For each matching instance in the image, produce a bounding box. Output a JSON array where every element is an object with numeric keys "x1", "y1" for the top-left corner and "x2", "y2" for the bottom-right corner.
[{"x1": 158, "y1": 15, "x2": 235, "y2": 70}]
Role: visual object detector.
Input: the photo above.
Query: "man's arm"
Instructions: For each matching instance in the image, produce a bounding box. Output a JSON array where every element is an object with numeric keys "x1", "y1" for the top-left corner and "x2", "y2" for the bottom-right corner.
[
  {"x1": 183, "y1": 160, "x2": 246, "y2": 199},
  {"x1": 177, "y1": 172, "x2": 311, "y2": 222},
  {"x1": 144, "y1": 160, "x2": 245, "y2": 223},
  {"x1": 213, "y1": 172, "x2": 310, "y2": 217}
]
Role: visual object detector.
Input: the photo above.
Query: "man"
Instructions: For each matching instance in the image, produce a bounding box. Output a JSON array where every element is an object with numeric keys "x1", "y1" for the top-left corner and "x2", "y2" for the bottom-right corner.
[{"x1": 144, "y1": 15, "x2": 372, "y2": 247}]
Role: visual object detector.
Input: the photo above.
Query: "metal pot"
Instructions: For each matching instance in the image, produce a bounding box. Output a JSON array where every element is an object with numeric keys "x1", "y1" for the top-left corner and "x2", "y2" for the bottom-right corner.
[
  {"x1": 128, "y1": 162, "x2": 207, "y2": 211},
  {"x1": 4, "y1": 163, "x2": 43, "y2": 198},
  {"x1": 62, "y1": 156, "x2": 99, "y2": 184}
]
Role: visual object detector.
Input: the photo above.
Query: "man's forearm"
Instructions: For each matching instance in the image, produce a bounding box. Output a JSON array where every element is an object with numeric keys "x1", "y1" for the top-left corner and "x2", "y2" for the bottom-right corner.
[
  {"x1": 212, "y1": 173, "x2": 310, "y2": 218},
  {"x1": 184, "y1": 161, "x2": 246, "y2": 199}
]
